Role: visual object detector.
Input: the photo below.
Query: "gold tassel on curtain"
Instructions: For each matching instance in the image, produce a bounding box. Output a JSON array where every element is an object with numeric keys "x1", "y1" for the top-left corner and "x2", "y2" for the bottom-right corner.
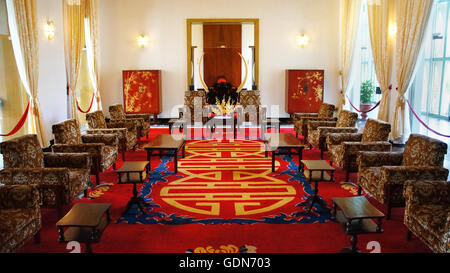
[
  {"x1": 338, "y1": 0, "x2": 362, "y2": 114},
  {"x1": 392, "y1": 0, "x2": 434, "y2": 139}
]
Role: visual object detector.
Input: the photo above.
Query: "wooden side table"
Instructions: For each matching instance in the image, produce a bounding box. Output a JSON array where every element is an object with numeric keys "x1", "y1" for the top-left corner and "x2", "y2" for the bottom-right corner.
[
  {"x1": 299, "y1": 160, "x2": 335, "y2": 212},
  {"x1": 266, "y1": 133, "x2": 304, "y2": 172},
  {"x1": 143, "y1": 135, "x2": 186, "y2": 173},
  {"x1": 116, "y1": 161, "x2": 150, "y2": 215},
  {"x1": 332, "y1": 196, "x2": 385, "y2": 253},
  {"x1": 56, "y1": 203, "x2": 111, "y2": 253}
]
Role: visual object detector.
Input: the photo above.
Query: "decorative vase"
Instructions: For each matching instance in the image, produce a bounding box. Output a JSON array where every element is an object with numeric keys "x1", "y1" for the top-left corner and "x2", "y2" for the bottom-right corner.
[{"x1": 359, "y1": 103, "x2": 372, "y2": 121}]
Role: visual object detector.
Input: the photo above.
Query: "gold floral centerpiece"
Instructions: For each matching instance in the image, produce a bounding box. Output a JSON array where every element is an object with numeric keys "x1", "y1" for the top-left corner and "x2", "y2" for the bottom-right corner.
[{"x1": 212, "y1": 97, "x2": 238, "y2": 116}]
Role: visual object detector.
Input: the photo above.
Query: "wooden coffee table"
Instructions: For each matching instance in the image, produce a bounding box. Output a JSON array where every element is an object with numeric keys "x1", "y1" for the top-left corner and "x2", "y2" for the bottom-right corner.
[
  {"x1": 56, "y1": 203, "x2": 111, "y2": 253},
  {"x1": 298, "y1": 160, "x2": 335, "y2": 212},
  {"x1": 116, "y1": 161, "x2": 150, "y2": 215},
  {"x1": 265, "y1": 133, "x2": 304, "y2": 172},
  {"x1": 143, "y1": 135, "x2": 186, "y2": 173},
  {"x1": 332, "y1": 196, "x2": 385, "y2": 253}
]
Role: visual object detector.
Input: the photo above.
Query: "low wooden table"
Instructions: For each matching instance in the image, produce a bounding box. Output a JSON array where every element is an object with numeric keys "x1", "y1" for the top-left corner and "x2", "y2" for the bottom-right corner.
[
  {"x1": 116, "y1": 161, "x2": 150, "y2": 215},
  {"x1": 298, "y1": 160, "x2": 335, "y2": 212},
  {"x1": 143, "y1": 135, "x2": 186, "y2": 173},
  {"x1": 210, "y1": 115, "x2": 238, "y2": 139},
  {"x1": 168, "y1": 118, "x2": 185, "y2": 134},
  {"x1": 265, "y1": 133, "x2": 304, "y2": 172},
  {"x1": 332, "y1": 196, "x2": 385, "y2": 253},
  {"x1": 56, "y1": 203, "x2": 111, "y2": 253}
]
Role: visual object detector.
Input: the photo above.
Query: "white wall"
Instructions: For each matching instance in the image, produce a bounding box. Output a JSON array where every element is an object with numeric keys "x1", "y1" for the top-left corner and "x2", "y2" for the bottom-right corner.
[
  {"x1": 98, "y1": 0, "x2": 340, "y2": 118},
  {"x1": 36, "y1": 0, "x2": 67, "y2": 145}
]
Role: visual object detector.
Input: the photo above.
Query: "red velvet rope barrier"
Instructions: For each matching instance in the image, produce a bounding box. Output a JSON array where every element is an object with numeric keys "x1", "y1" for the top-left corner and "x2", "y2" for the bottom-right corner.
[
  {"x1": 346, "y1": 95, "x2": 381, "y2": 113},
  {"x1": 0, "y1": 100, "x2": 30, "y2": 137},
  {"x1": 406, "y1": 99, "x2": 450, "y2": 138},
  {"x1": 76, "y1": 91, "x2": 95, "y2": 114}
]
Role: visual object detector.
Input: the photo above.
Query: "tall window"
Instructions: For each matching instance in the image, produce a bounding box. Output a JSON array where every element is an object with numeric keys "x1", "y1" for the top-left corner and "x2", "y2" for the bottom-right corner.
[
  {"x1": 409, "y1": 0, "x2": 450, "y2": 139},
  {"x1": 0, "y1": 0, "x2": 30, "y2": 168},
  {"x1": 348, "y1": 0, "x2": 381, "y2": 119}
]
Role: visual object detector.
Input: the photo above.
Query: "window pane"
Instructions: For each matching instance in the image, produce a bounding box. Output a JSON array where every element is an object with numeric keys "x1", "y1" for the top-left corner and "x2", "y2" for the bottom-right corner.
[
  {"x1": 420, "y1": 61, "x2": 431, "y2": 113},
  {"x1": 432, "y1": 1, "x2": 447, "y2": 58},
  {"x1": 0, "y1": 37, "x2": 28, "y2": 142},
  {"x1": 429, "y1": 61, "x2": 443, "y2": 115},
  {"x1": 441, "y1": 62, "x2": 450, "y2": 117},
  {"x1": 75, "y1": 48, "x2": 95, "y2": 129}
]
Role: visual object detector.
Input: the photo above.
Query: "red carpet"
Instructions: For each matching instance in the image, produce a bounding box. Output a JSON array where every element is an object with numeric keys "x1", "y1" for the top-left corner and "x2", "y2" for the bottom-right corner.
[{"x1": 18, "y1": 128, "x2": 431, "y2": 253}]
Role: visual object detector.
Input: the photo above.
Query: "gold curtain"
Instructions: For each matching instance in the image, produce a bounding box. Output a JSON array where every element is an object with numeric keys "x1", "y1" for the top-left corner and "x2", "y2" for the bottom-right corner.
[
  {"x1": 85, "y1": 0, "x2": 102, "y2": 111},
  {"x1": 392, "y1": 0, "x2": 434, "y2": 139},
  {"x1": 63, "y1": 0, "x2": 86, "y2": 121},
  {"x1": 8, "y1": 0, "x2": 47, "y2": 146},
  {"x1": 338, "y1": 0, "x2": 362, "y2": 113},
  {"x1": 368, "y1": 0, "x2": 394, "y2": 122}
]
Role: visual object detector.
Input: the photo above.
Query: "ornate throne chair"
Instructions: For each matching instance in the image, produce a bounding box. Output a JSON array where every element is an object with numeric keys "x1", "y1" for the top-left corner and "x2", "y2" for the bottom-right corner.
[
  {"x1": 86, "y1": 110, "x2": 138, "y2": 161},
  {"x1": 109, "y1": 104, "x2": 151, "y2": 140},
  {"x1": 52, "y1": 119, "x2": 119, "y2": 185},
  {"x1": 404, "y1": 180, "x2": 450, "y2": 253},
  {"x1": 0, "y1": 184, "x2": 41, "y2": 253},
  {"x1": 307, "y1": 110, "x2": 359, "y2": 159},
  {"x1": 327, "y1": 118, "x2": 392, "y2": 181},
  {"x1": 0, "y1": 134, "x2": 91, "y2": 218},
  {"x1": 169, "y1": 91, "x2": 212, "y2": 134},
  {"x1": 294, "y1": 103, "x2": 336, "y2": 142},
  {"x1": 357, "y1": 134, "x2": 449, "y2": 219}
]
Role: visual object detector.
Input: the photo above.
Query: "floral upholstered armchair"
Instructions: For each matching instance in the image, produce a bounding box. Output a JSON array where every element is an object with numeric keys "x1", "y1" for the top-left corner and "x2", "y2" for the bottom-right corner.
[
  {"x1": 86, "y1": 110, "x2": 138, "y2": 161},
  {"x1": 237, "y1": 90, "x2": 263, "y2": 125},
  {"x1": 0, "y1": 184, "x2": 42, "y2": 253},
  {"x1": 327, "y1": 119, "x2": 392, "y2": 182},
  {"x1": 52, "y1": 119, "x2": 119, "y2": 185},
  {"x1": 357, "y1": 134, "x2": 449, "y2": 219},
  {"x1": 0, "y1": 134, "x2": 91, "y2": 218},
  {"x1": 307, "y1": 110, "x2": 359, "y2": 159},
  {"x1": 293, "y1": 103, "x2": 336, "y2": 141},
  {"x1": 109, "y1": 104, "x2": 151, "y2": 140},
  {"x1": 404, "y1": 180, "x2": 450, "y2": 253}
]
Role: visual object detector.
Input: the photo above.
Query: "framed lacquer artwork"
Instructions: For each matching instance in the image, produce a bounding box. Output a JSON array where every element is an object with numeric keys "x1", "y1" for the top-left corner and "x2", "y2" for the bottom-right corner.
[
  {"x1": 285, "y1": 69, "x2": 324, "y2": 114},
  {"x1": 123, "y1": 70, "x2": 162, "y2": 115}
]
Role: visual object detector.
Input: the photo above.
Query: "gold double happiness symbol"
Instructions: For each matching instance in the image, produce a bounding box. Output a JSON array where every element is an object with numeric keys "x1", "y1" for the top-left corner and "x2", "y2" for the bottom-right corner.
[{"x1": 160, "y1": 140, "x2": 297, "y2": 216}]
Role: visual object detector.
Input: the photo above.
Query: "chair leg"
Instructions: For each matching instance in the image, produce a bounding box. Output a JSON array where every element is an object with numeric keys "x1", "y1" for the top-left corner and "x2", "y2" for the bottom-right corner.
[
  {"x1": 84, "y1": 189, "x2": 88, "y2": 198},
  {"x1": 386, "y1": 203, "x2": 392, "y2": 220},
  {"x1": 95, "y1": 173, "x2": 100, "y2": 186},
  {"x1": 357, "y1": 186, "x2": 362, "y2": 196},
  {"x1": 345, "y1": 170, "x2": 350, "y2": 182},
  {"x1": 320, "y1": 149, "x2": 324, "y2": 160},
  {"x1": 406, "y1": 229, "x2": 412, "y2": 241},
  {"x1": 113, "y1": 163, "x2": 117, "y2": 170}
]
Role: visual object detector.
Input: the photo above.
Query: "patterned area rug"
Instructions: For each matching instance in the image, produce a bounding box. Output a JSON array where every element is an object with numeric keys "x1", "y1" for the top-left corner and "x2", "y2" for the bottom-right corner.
[{"x1": 117, "y1": 139, "x2": 342, "y2": 225}]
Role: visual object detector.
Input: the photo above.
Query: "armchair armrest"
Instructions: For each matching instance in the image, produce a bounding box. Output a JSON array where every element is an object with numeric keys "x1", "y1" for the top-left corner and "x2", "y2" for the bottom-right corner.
[
  {"x1": 0, "y1": 168, "x2": 70, "y2": 188},
  {"x1": 294, "y1": 113, "x2": 318, "y2": 121},
  {"x1": 404, "y1": 180, "x2": 450, "y2": 206},
  {"x1": 43, "y1": 152, "x2": 92, "y2": 169},
  {"x1": 317, "y1": 127, "x2": 358, "y2": 138},
  {"x1": 342, "y1": 141, "x2": 392, "y2": 153},
  {"x1": 380, "y1": 166, "x2": 449, "y2": 190},
  {"x1": 82, "y1": 134, "x2": 119, "y2": 146},
  {"x1": 87, "y1": 128, "x2": 127, "y2": 140},
  {"x1": 126, "y1": 113, "x2": 151, "y2": 123},
  {"x1": 327, "y1": 133, "x2": 363, "y2": 145},
  {"x1": 308, "y1": 120, "x2": 337, "y2": 131},
  {"x1": 52, "y1": 143, "x2": 104, "y2": 157},
  {"x1": 106, "y1": 120, "x2": 136, "y2": 134},
  {"x1": 357, "y1": 151, "x2": 404, "y2": 168},
  {"x1": 0, "y1": 184, "x2": 40, "y2": 209}
]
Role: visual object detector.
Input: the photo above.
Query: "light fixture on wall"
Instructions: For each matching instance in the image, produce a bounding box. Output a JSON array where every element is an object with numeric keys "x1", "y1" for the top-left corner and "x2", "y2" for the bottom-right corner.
[
  {"x1": 388, "y1": 22, "x2": 397, "y2": 38},
  {"x1": 44, "y1": 20, "x2": 55, "y2": 40},
  {"x1": 137, "y1": 34, "x2": 149, "y2": 48},
  {"x1": 297, "y1": 34, "x2": 309, "y2": 47}
]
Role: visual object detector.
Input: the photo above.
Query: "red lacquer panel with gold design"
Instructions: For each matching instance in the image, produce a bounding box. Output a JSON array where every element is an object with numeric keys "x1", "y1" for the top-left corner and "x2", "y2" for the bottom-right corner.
[
  {"x1": 285, "y1": 70, "x2": 324, "y2": 114},
  {"x1": 123, "y1": 70, "x2": 161, "y2": 114}
]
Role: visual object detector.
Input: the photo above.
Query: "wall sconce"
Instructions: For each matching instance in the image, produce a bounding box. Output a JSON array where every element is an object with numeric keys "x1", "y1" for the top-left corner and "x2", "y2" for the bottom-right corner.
[
  {"x1": 137, "y1": 34, "x2": 149, "y2": 48},
  {"x1": 44, "y1": 20, "x2": 55, "y2": 40},
  {"x1": 297, "y1": 34, "x2": 310, "y2": 47},
  {"x1": 388, "y1": 22, "x2": 397, "y2": 38}
]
